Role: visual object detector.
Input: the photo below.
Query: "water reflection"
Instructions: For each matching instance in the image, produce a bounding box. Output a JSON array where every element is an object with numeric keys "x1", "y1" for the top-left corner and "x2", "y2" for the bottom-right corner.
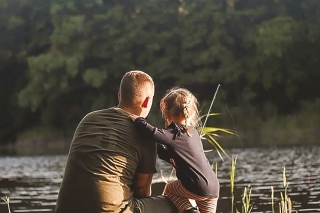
[{"x1": 0, "y1": 147, "x2": 319, "y2": 213}]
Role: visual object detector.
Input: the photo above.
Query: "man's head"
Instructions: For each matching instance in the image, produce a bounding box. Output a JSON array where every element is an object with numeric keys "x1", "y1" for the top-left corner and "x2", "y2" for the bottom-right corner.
[{"x1": 118, "y1": 70, "x2": 154, "y2": 118}]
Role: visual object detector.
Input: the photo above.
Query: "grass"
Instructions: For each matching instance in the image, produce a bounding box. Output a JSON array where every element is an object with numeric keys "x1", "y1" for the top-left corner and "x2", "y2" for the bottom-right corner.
[
  {"x1": 199, "y1": 96, "x2": 296, "y2": 213},
  {"x1": 226, "y1": 162, "x2": 294, "y2": 213},
  {"x1": 0, "y1": 107, "x2": 297, "y2": 213},
  {"x1": 198, "y1": 109, "x2": 295, "y2": 213},
  {"x1": 241, "y1": 186, "x2": 253, "y2": 213},
  {"x1": 230, "y1": 156, "x2": 236, "y2": 213},
  {"x1": 207, "y1": 98, "x2": 320, "y2": 148},
  {"x1": 279, "y1": 167, "x2": 292, "y2": 213},
  {"x1": 0, "y1": 162, "x2": 296, "y2": 213},
  {"x1": 160, "y1": 154, "x2": 295, "y2": 213},
  {"x1": 199, "y1": 113, "x2": 235, "y2": 160},
  {"x1": 0, "y1": 195, "x2": 11, "y2": 213}
]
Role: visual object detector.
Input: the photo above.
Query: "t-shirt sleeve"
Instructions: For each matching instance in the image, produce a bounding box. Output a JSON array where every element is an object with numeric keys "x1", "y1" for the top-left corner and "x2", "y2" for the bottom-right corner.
[{"x1": 136, "y1": 134, "x2": 157, "y2": 174}]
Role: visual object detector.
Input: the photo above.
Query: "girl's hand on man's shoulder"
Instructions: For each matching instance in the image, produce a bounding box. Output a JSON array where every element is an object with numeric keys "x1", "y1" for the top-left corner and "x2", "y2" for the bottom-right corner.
[{"x1": 129, "y1": 114, "x2": 139, "y2": 121}]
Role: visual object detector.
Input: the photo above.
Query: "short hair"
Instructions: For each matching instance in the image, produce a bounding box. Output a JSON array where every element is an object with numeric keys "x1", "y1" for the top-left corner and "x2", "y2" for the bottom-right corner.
[{"x1": 119, "y1": 70, "x2": 154, "y2": 106}]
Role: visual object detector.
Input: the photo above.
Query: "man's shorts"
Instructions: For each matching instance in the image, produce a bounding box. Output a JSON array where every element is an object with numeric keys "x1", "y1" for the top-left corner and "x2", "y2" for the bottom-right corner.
[{"x1": 133, "y1": 195, "x2": 178, "y2": 213}]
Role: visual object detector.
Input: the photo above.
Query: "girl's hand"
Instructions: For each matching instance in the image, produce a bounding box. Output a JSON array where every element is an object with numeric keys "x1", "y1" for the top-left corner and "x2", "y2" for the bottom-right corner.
[{"x1": 129, "y1": 114, "x2": 139, "y2": 121}]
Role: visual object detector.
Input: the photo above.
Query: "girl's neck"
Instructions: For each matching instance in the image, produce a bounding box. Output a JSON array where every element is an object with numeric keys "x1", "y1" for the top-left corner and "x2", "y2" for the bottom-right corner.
[
  {"x1": 168, "y1": 117, "x2": 186, "y2": 126},
  {"x1": 171, "y1": 117, "x2": 192, "y2": 136}
]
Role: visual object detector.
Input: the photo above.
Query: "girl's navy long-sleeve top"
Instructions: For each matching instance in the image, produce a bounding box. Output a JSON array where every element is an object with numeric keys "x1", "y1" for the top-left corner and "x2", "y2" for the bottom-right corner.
[{"x1": 134, "y1": 117, "x2": 219, "y2": 197}]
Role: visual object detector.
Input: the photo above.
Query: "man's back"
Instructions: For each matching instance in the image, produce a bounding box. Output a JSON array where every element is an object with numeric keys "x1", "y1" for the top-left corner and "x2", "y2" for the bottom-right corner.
[{"x1": 55, "y1": 107, "x2": 157, "y2": 213}]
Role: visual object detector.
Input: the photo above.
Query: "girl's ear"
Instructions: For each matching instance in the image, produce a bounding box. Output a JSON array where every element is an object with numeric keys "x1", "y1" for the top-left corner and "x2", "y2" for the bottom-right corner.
[{"x1": 141, "y1": 97, "x2": 149, "y2": 108}]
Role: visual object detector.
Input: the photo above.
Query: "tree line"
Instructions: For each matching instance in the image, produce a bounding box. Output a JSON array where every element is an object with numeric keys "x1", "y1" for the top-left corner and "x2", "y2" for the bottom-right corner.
[{"x1": 0, "y1": 0, "x2": 319, "y2": 149}]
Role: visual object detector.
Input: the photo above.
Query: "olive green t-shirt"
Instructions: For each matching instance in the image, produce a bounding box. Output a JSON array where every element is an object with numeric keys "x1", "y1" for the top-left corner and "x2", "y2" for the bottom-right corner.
[{"x1": 55, "y1": 107, "x2": 157, "y2": 213}]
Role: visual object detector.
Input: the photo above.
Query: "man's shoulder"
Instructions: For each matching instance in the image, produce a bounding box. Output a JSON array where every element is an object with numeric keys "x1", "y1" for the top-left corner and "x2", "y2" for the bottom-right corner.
[
  {"x1": 89, "y1": 107, "x2": 117, "y2": 114},
  {"x1": 83, "y1": 107, "x2": 119, "y2": 118}
]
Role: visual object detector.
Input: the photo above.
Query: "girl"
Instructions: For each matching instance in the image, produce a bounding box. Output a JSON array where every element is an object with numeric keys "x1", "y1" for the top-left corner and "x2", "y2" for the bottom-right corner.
[{"x1": 129, "y1": 87, "x2": 219, "y2": 213}]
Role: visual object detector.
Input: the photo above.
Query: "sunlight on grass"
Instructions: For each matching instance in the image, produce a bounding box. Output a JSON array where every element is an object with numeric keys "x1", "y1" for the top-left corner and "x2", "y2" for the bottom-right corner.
[
  {"x1": 1, "y1": 195, "x2": 11, "y2": 213},
  {"x1": 198, "y1": 113, "x2": 234, "y2": 160},
  {"x1": 230, "y1": 156, "x2": 237, "y2": 213},
  {"x1": 226, "y1": 163, "x2": 295, "y2": 213},
  {"x1": 279, "y1": 167, "x2": 292, "y2": 213},
  {"x1": 241, "y1": 186, "x2": 253, "y2": 213}
]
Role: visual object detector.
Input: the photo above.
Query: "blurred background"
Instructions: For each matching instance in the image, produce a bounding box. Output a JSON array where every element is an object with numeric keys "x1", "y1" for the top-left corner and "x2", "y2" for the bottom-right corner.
[{"x1": 0, "y1": 0, "x2": 319, "y2": 154}]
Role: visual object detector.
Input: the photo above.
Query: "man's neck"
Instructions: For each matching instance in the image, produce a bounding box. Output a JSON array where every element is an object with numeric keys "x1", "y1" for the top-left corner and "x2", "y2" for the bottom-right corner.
[{"x1": 117, "y1": 104, "x2": 142, "y2": 116}]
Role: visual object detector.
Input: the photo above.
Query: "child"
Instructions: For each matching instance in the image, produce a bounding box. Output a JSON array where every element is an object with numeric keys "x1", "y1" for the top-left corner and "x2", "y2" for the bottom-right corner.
[{"x1": 129, "y1": 87, "x2": 219, "y2": 213}]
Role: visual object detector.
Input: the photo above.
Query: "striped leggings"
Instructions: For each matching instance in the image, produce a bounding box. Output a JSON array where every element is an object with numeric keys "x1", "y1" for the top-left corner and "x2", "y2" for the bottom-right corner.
[{"x1": 164, "y1": 180, "x2": 218, "y2": 213}]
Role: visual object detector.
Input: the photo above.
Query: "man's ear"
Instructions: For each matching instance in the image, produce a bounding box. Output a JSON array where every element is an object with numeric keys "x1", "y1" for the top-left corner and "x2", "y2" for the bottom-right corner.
[{"x1": 141, "y1": 97, "x2": 149, "y2": 108}]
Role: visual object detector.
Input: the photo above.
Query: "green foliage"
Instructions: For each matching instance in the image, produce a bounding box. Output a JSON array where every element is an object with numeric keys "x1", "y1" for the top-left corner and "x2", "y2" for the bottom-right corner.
[
  {"x1": 7, "y1": 15, "x2": 25, "y2": 29},
  {"x1": 0, "y1": 0, "x2": 7, "y2": 8},
  {"x1": 15, "y1": 127, "x2": 66, "y2": 155},
  {"x1": 258, "y1": 99, "x2": 320, "y2": 147},
  {"x1": 83, "y1": 68, "x2": 108, "y2": 88},
  {"x1": 255, "y1": 16, "x2": 297, "y2": 58},
  {"x1": 200, "y1": 125, "x2": 233, "y2": 159},
  {"x1": 0, "y1": 0, "x2": 320, "y2": 147}
]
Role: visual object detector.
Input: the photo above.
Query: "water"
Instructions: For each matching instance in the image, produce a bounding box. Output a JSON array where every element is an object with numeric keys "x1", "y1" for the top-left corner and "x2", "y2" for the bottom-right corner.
[{"x1": 0, "y1": 146, "x2": 319, "y2": 213}]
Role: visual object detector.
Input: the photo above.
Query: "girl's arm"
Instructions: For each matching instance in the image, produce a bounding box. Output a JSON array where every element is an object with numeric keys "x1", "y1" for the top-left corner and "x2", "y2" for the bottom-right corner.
[{"x1": 129, "y1": 115, "x2": 172, "y2": 145}]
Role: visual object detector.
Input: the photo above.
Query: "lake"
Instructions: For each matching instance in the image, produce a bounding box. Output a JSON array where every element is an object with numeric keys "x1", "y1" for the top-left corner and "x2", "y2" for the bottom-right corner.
[{"x1": 0, "y1": 146, "x2": 319, "y2": 213}]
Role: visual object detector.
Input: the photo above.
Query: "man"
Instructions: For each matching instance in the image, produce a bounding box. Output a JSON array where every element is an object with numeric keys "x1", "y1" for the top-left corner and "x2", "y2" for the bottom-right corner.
[{"x1": 55, "y1": 70, "x2": 178, "y2": 213}]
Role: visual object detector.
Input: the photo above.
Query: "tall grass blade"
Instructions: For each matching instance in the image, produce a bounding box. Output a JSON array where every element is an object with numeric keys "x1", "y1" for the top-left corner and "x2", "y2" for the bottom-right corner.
[
  {"x1": 230, "y1": 156, "x2": 237, "y2": 213},
  {"x1": 1, "y1": 195, "x2": 11, "y2": 213},
  {"x1": 242, "y1": 186, "x2": 253, "y2": 213},
  {"x1": 287, "y1": 198, "x2": 292, "y2": 213},
  {"x1": 197, "y1": 86, "x2": 235, "y2": 160},
  {"x1": 203, "y1": 133, "x2": 229, "y2": 159},
  {"x1": 271, "y1": 186, "x2": 274, "y2": 213},
  {"x1": 200, "y1": 84, "x2": 221, "y2": 135}
]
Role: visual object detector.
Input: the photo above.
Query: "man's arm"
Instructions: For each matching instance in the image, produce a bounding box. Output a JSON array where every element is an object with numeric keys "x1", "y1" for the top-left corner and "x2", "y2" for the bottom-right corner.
[{"x1": 133, "y1": 172, "x2": 153, "y2": 198}]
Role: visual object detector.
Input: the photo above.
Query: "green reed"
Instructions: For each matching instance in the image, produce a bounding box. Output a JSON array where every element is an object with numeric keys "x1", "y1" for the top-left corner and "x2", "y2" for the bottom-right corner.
[
  {"x1": 198, "y1": 111, "x2": 235, "y2": 161},
  {"x1": 0, "y1": 162, "x2": 295, "y2": 213},
  {"x1": 226, "y1": 163, "x2": 294, "y2": 213},
  {"x1": 241, "y1": 186, "x2": 253, "y2": 213},
  {"x1": 1, "y1": 195, "x2": 11, "y2": 213},
  {"x1": 271, "y1": 186, "x2": 275, "y2": 213},
  {"x1": 279, "y1": 167, "x2": 292, "y2": 213},
  {"x1": 230, "y1": 156, "x2": 237, "y2": 213}
]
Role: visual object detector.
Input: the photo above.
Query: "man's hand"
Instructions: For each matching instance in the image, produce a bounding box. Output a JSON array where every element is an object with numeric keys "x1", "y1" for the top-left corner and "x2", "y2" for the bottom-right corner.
[{"x1": 129, "y1": 114, "x2": 139, "y2": 121}]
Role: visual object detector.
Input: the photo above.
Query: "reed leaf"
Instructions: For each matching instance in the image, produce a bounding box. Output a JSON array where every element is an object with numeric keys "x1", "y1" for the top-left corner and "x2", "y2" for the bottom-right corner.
[
  {"x1": 283, "y1": 167, "x2": 287, "y2": 188},
  {"x1": 199, "y1": 113, "x2": 234, "y2": 160},
  {"x1": 202, "y1": 133, "x2": 229, "y2": 159},
  {"x1": 1, "y1": 195, "x2": 11, "y2": 213},
  {"x1": 230, "y1": 156, "x2": 237, "y2": 213},
  {"x1": 197, "y1": 102, "x2": 236, "y2": 160},
  {"x1": 271, "y1": 186, "x2": 275, "y2": 213},
  {"x1": 199, "y1": 113, "x2": 221, "y2": 120},
  {"x1": 215, "y1": 162, "x2": 218, "y2": 175},
  {"x1": 201, "y1": 126, "x2": 235, "y2": 135},
  {"x1": 242, "y1": 186, "x2": 253, "y2": 213}
]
